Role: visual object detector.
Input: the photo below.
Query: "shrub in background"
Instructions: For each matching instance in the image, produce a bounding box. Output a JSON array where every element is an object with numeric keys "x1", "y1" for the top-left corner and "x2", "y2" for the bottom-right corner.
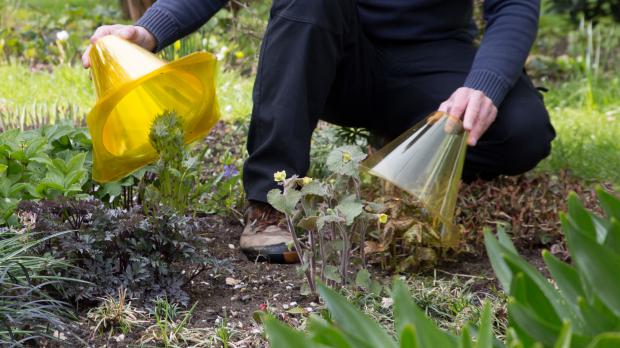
[{"x1": 19, "y1": 199, "x2": 216, "y2": 306}]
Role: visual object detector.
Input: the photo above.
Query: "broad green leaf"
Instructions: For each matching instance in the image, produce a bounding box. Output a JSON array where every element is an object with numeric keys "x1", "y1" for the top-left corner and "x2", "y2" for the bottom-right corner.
[
  {"x1": 301, "y1": 180, "x2": 329, "y2": 197},
  {"x1": 501, "y1": 245, "x2": 577, "y2": 323},
  {"x1": 66, "y1": 152, "x2": 86, "y2": 173},
  {"x1": 399, "y1": 324, "x2": 420, "y2": 348},
  {"x1": 576, "y1": 296, "x2": 620, "y2": 334},
  {"x1": 508, "y1": 300, "x2": 561, "y2": 346},
  {"x1": 264, "y1": 317, "x2": 318, "y2": 348},
  {"x1": 267, "y1": 189, "x2": 302, "y2": 215},
  {"x1": 326, "y1": 145, "x2": 366, "y2": 178},
  {"x1": 336, "y1": 195, "x2": 363, "y2": 226},
  {"x1": 553, "y1": 322, "x2": 572, "y2": 348},
  {"x1": 324, "y1": 265, "x2": 342, "y2": 283},
  {"x1": 298, "y1": 216, "x2": 318, "y2": 230},
  {"x1": 565, "y1": 222, "x2": 620, "y2": 317},
  {"x1": 308, "y1": 316, "x2": 359, "y2": 348},
  {"x1": 542, "y1": 250, "x2": 584, "y2": 308},
  {"x1": 587, "y1": 333, "x2": 620, "y2": 348},
  {"x1": 0, "y1": 163, "x2": 7, "y2": 174},
  {"x1": 476, "y1": 302, "x2": 494, "y2": 348},
  {"x1": 567, "y1": 193, "x2": 597, "y2": 240},
  {"x1": 317, "y1": 214, "x2": 345, "y2": 232},
  {"x1": 597, "y1": 188, "x2": 620, "y2": 220},
  {"x1": 392, "y1": 279, "x2": 455, "y2": 347},
  {"x1": 355, "y1": 269, "x2": 371, "y2": 290},
  {"x1": 318, "y1": 283, "x2": 397, "y2": 348},
  {"x1": 603, "y1": 218, "x2": 620, "y2": 254},
  {"x1": 460, "y1": 326, "x2": 474, "y2": 348},
  {"x1": 484, "y1": 230, "x2": 515, "y2": 291},
  {"x1": 100, "y1": 182, "x2": 123, "y2": 198},
  {"x1": 496, "y1": 225, "x2": 518, "y2": 254}
]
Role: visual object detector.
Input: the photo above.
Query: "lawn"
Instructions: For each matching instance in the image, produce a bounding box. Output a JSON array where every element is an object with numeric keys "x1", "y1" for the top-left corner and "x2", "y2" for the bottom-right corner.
[{"x1": 1, "y1": 0, "x2": 620, "y2": 347}]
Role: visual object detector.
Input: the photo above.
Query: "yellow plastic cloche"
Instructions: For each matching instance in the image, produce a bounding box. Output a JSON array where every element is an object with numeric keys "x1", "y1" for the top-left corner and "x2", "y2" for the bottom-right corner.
[{"x1": 87, "y1": 35, "x2": 220, "y2": 183}]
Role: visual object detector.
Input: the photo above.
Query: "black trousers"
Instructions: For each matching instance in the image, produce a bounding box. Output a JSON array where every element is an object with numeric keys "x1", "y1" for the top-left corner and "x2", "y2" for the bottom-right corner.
[{"x1": 243, "y1": 0, "x2": 556, "y2": 203}]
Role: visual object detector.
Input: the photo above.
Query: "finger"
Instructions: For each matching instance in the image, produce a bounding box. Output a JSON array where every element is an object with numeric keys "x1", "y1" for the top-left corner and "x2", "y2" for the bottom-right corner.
[
  {"x1": 447, "y1": 88, "x2": 469, "y2": 119},
  {"x1": 438, "y1": 101, "x2": 449, "y2": 113},
  {"x1": 82, "y1": 45, "x2": 92, "y2": 68},
  {"x1": 119, "y1": 26, "x2": 137, "y2": 41},
  {"x1": 469, "y1": 105, "x2": 497, "y2": 146},
  {"x1": 463, "y1": 91, "x2": 483, "y2": 131}
]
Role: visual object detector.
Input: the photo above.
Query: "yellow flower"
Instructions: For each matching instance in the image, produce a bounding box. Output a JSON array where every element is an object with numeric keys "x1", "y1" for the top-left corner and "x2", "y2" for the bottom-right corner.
[
  {"x1": 342, "y1": 151, "x2": 352, "y2": 163},
  {"x1": 302, "y1": 177, "x2": 313, "y2": 185},
  {"x1": 173, "y1": 40, "x2": 181, "y2": 51},
  {"x1": 234, "y1": 51, "x2": 245, "y2": 59},
  {"x1": 378, "y1": 213, "x2": 389, "y2": 224},
  {"x1": 274, "y1": 170, "x2": 287, "y2": 183}
]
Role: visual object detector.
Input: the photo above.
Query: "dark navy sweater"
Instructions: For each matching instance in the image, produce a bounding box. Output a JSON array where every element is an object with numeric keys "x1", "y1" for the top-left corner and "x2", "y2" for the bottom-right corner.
[{"x1": 136, "y1": 0, "x2": 540, "y2": 106}]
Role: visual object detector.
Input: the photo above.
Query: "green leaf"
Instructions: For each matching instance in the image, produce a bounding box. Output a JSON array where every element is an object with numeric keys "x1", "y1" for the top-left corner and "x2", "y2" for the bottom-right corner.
[
  {"x1": 326, "y1": 145, "x2": 366, "y2": 177},
  {"x1": 392, "y1": 279, "x2": 455, "y2": 347},
  {"x1": 565, "y1": 219, "x2": 620, "y2": 317},
  {"x1": 603, "y1": 218, "x2": 620, "y2": 254},
  {"x1": 484, "y1": 229, "x2": 515, "y2": 291},
  {"x1": 597, "y1": 188, "x2": 620, "y2": 220},
  {"x1": 0, "y1": 163, "x2": 7, "y2": 175},
  {"x1": 553, "y1": 322, "x2": 572, "y2": 348},
  {"x1": 399, "y1": 324, "x2": 420, "y2": 348},
  {"x1": 298, "y1": 216, "x2": 318, "y2": 230},
  {"x1": 66, "y1": 152, "x2": 86, "y2": 173},
  {"x1": 264, "y1": 317, "x2": 317, "y2": 348},
  {"x1": 459, "y1": 326, "x2": 474, "y2": 348},
  {"x1": 587, "y1": 333, "x2": 620, "y2": 348},
  {"x1": 267, "y1": 189, "x2": 302, "y2": 215},
  {"x1": 567, "y1": 193, "x2": 598, "y2": 241},
  {"x1": 355, "y1": 269, "x2": 371, "y2": 290},
  {"x1": 542, "y1": 251, "x2": 583, "y2": 309},
  {"x1": 324, "y1": 265, "x2": 342, "y2": 283},
  {"x1": 476, "y1": 302, "x2": 493, "y2": 348},
  {"x1": 336, "y1": 195, "x2": 363, "y2": 226},
  {"x1": 308, "y1": 316, "x2": 359, "y2": 348},
  {"x1": 318, "y1": 283, "x2": 397, "y2": 348},
  {"x1": 301, "y1": 180, "x2": 329, "y2": 197},
  {"x1": 508, "y1": 299, "x2": 561, "y2": 347},
  {"x1": 317, "y1": 214, "x2": 345, "y2": 232}
]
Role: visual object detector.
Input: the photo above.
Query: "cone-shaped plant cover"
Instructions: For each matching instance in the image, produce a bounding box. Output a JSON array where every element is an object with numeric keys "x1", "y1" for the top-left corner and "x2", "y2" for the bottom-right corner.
[
  {"x1": 361, "y1": 112, "x2": 468, "y2": 247},
  {"x1": 87, "y1": 35, "x2": 220, "y2": 182}
]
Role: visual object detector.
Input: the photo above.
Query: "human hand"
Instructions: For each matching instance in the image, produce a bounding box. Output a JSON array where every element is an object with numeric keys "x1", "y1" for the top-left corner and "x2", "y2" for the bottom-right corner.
[
  {"x1": 82, "y1": 25, "x2": 156, "y2": 68},
  {"x1": 438, "y1": 87, "x2": 498, "y2": 146}
]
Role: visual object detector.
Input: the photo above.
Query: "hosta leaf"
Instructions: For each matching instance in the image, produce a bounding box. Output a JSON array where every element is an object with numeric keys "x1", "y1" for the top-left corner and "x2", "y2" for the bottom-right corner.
[
  {"x1": 318, "y1": 283, "x2": 397, "y2": 348},
  {"x1": 399, "y1": 324, "x2": 420, "y2": 348},
  {"x1": 565, "y1": 220, "x2": 620, "y2": 317},
  {"x1": 392, "y1": 279, "x2": 455, "y2": 347}
]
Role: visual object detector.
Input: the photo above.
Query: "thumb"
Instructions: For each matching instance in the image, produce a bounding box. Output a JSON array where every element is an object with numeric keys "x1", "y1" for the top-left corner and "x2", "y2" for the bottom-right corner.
[{"x1": 119, "y1": 27, "x2": 137, "y2": 41}]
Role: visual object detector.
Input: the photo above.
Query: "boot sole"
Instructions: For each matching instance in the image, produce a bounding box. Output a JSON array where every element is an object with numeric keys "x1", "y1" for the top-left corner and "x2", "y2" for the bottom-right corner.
[{"x1": 241, "y1": 244, "x2": 300, "y2": 264}]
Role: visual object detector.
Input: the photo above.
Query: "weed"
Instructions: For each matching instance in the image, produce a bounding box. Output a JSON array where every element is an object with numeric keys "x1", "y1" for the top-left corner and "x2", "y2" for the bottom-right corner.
[{"x1": 87, "y1": 288, "x2": 145, "y2": 337}]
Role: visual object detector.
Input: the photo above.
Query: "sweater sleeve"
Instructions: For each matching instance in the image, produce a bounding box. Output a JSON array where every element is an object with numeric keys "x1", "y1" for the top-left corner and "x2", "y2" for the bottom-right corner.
[
  {"x1": 135, "y1": 0, "x2": 229, "y2": 52},
  {"x1": 463, "y1": 0, "x2": 540, "y2": 106}
]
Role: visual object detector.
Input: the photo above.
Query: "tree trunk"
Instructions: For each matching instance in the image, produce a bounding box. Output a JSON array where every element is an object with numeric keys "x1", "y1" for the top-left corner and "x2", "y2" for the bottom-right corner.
[{"x1": 120, "y1": 0, "x2": 156, "y2": 22}]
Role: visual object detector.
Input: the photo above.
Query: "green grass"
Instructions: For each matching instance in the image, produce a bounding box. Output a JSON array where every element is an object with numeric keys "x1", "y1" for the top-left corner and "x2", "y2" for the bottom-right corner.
[
  {"x1": 0, "y1": 64, "x2": 94, "y2": 111},
  {"x1": 539, "y1": 76, "x2": 620, "y2": 184}
]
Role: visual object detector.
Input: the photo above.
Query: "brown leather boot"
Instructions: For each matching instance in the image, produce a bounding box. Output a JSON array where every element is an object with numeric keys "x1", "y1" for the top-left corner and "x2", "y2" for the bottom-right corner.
[{"x1": 240, "y1": 201, "x2": 300, "y2": 264}]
